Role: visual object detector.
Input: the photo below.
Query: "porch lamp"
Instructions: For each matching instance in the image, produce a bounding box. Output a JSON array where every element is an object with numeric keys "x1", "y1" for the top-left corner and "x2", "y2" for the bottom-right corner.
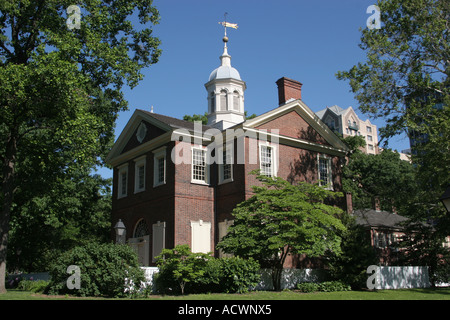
[
  {"x1": 114, "y1": 219, "x2": 126, "y2": 243},
  {"x1": 440, "y1": 185, "x2": 450, "y2": 213}
]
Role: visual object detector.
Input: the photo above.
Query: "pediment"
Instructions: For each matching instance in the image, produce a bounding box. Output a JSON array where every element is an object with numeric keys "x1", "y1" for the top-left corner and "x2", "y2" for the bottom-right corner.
[
  {"x1": 106, "y1": 110, "x2": 172, "y2": 166},
  {"x1": 243, "y1": 100, "x2": 348, "y2": 153}
]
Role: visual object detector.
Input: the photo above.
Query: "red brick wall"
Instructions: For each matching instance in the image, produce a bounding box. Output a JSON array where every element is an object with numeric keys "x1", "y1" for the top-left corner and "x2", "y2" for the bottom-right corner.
[
  {"x1": 173, "y1": 141, "x2": 215, "y2": 250},
  {"x1": 111, "y1": 141, "x2": 176, "y2": 265},
  {"x1": 256, "y1": 110, "x2": 330, "y2": 145}
]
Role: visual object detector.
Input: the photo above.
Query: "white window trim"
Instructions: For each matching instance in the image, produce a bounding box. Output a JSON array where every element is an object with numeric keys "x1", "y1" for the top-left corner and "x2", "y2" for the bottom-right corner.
[
  {"x1": 191, "y1": 146, "x2": 209, "y2": 185},
  {"x1": 117, "y1": 163, "x2": 129, "y2": 199},
  {"x1": 259, "y1": 142, "x2": 278, "y2": 178},
  {"x1": 219, "y1": 146, "x2": 233, "y2": 185},
  {"x1": 153, "y1": 147, "x2": 166, "y2": 187},
  {"x1": 134, "y1": 155, "x2": 146, "y2": 194},
  {"x1": 318, "y1": 154, "x2": 333, "y2": 190}
]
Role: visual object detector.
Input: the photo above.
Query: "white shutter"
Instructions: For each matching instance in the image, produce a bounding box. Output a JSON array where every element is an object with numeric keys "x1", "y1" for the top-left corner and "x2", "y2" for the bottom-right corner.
[
  {"x1": 152, "y1": 221, "x2": 166, "y2": 262},
  {"x1": 191, "y1": 220, "x2": 211, "y2": 253}
]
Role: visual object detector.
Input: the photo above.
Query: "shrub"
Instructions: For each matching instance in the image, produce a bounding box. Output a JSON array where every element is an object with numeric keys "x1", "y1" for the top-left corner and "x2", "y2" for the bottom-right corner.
[
  {"x1": 318, "y1": 281, "x2": 351, "y2": 292},
  {"x1": 47, "y1": 242, "x2": 145, "y2": 298},
  {"x1": 154, "y1": 244, "x2": 210, "y2": 295},
  {"x1": 296, "y1": 282, "x2": 319, "y2": 293},
  {"x1": 17, "y1": 280, "x2": 50, "y2": 293},
  {"x1": 297, "y1": 281, "x2": 351, "y2": 293},
  {"x1": 155, "y1": 245, "x2": 261, "y2": 295},
  {"x1": 198, "y1": 257, "x2": 261, "y2": 294}
]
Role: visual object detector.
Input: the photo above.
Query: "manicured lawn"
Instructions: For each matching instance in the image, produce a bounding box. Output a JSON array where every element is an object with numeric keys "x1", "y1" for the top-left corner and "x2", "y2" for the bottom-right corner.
[{"x1": 1, "y1": 287, "x2": 450, "y2": 300}]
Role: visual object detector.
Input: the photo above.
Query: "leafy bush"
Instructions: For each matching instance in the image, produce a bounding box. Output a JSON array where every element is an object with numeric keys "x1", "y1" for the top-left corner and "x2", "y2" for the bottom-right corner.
[
  {"x1": 198, "y1": 257, "x2": 261, "y2": 294},
  {"x1": 297, "y1": 281, "x2": 351, "y2": 293},
  {"x1": 296, "y1": 282, "x2": 319, "y2": 293},
  {"x1": 318, "y1": 281, "x2": 351, "y2": 292},
  {"x1": 154, "y1": 245, "x2": 210, "y2": 295},
  {"x1": 47, "y1": 242, "x2": 145, "y2": 298},
  {"x1": 17, "y1": 280, "x2": 50, "y2": 293},
  {"x1": 154, "y1": 245, "x2": 260, "y2": 295}
]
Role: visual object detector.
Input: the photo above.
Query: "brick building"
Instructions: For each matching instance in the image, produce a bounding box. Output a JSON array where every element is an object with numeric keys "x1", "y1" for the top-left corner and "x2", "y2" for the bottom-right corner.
[{"x1": 106, "y1": 37, "x2": 349, "y2": 266}]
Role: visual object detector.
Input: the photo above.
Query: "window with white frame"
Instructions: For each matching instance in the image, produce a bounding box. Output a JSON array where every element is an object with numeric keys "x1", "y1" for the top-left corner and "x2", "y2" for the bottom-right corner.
[
  {"x1": 260, "y1": 144, "x2": 275, "y2": 177},
  {"x1": 117, "y1": 163, "x2": 128, "y2": 198},
  {"x1": 153, "y1": 148, "x2": 166, "y2": 187},
  {"x1": 219, "y1": 147, "x2": 233, "y2": 183},
  {"x1": 134, "y1": 156, "x2": 146, "y2": 193},
  {"x1": 192, "y1": 148, "x2": 207, "y2": 183},
  {"x1": 318, "y1": 155, "x2": 332, "y2": 188}
]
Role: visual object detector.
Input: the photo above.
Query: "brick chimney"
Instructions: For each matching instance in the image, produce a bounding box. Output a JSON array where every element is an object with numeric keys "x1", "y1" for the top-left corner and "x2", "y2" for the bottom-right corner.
[{"x1": 276, "y1": 77, "x2": 303, "y2": 105}]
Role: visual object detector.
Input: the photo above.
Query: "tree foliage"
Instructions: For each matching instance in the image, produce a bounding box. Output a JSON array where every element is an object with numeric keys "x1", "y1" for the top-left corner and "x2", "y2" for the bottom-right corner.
[
  {"x1": 0, "y1": 0, "x2": 161, "y2": 293},
  {"x1": 155, "y1": 244, "x2": 210, "y2": 295},
  {"x1": 342, "y1": 148, "x2": 417, "y2": 214},
  {"x1": 217, "y1": 171, "x2": 346, "y2": 291},
  {"x1": 336, "y1": 0, "x2": 449, "y2": 193},
  {"x1": 47, "y1": 242, "x2": 145, "y2": 298}
]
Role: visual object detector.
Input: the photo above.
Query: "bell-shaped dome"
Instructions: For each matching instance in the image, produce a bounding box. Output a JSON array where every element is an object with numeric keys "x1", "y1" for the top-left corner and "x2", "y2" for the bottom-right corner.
[{"x1": 208, "y1": 47, "x2": 241, "y2": 81}]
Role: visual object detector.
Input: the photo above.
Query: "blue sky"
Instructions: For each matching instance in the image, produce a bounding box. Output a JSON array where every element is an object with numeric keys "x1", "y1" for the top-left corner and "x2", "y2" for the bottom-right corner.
[{"x1": 96, "y1": 0, "x2": 410, "y2": 178}]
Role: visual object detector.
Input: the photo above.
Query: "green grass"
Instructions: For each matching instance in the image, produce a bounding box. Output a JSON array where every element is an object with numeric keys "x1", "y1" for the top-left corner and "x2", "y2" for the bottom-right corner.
[{"x1": 1, "y1": 287, "x2": 450, "y2": 300}]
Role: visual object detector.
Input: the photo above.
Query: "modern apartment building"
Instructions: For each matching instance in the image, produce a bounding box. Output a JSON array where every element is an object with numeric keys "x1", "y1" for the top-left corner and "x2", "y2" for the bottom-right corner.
[{"x1": 316, "y1": 105, "x2": 379, "y2": 154}]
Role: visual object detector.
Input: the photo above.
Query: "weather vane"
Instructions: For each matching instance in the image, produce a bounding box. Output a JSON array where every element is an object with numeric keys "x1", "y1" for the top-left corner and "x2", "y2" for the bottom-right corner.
[{"x1": 218, "y1": 12, "x2": 238, "y2": 44}]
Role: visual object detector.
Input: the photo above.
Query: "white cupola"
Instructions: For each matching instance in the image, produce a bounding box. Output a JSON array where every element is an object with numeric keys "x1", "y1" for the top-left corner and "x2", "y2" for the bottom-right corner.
[{"x1": 205, "y1": 34, "x2": 246, "y2": 130}]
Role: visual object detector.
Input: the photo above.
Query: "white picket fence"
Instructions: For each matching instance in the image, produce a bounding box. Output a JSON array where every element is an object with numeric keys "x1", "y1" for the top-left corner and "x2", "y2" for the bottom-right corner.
[
  {"x1": 141, "y1": 266, "x2": 437, "y2": 291},
  {"x1": 371, "y1": 266, "x2": 431, "y2": 289}
]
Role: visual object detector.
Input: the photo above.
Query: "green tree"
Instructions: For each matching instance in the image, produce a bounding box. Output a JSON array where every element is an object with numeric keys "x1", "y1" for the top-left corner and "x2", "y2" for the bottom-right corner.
[
  {"x1": 217, "y1": 171, "x2": 346, "y2": 291},
  {"x1": 183, "y1": 113, "x2": 209, "y2": 125},
  {"x1": 7, "y1": 173, "x2": 111, "y2": 272},
  {"x1": 342, "y1": 149, "x2": 418, "y2": 214},
  {"x1": 0, "y1": 0, "x2": 161, "y2": 293},
  {"x1": 326, "y1": 214, "x2": 378, "y2": 289},
  {"x1": 183, "y1": 111, "x2": 257, "y2": 125},
  {"x1": 336, "y1": 0, "x2": 449, "y2": 198}
]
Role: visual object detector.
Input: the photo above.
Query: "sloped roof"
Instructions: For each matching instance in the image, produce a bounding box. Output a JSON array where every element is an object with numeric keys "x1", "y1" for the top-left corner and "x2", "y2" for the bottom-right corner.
[
  {"x1": 315, "y1": 105, "x2": 346, "y2": 119},
  {"x1": 354, "y1": 209, "x2": 409, "y2": 230},
  {"x1": 139, "y1": 110, "x2": 212, "y2": 132}
]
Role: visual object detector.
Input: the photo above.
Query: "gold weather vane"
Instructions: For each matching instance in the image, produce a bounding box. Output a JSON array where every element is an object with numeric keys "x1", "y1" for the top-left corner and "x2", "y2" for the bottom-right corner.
[{"x1": 218, "y1": 12, "x2": 238, "y2": 41}]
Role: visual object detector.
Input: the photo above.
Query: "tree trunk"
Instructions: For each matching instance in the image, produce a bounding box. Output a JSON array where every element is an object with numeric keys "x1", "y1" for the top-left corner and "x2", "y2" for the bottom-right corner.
[
  {"x1": 271, "y1": 250, "x2": 289, "y2": 291},
  {"x1": 0, "y1": 133, "x2": 17, "y2": 294},
  {"x1": 272, "y1": 267, "x2": 282, "y2": 291}
]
